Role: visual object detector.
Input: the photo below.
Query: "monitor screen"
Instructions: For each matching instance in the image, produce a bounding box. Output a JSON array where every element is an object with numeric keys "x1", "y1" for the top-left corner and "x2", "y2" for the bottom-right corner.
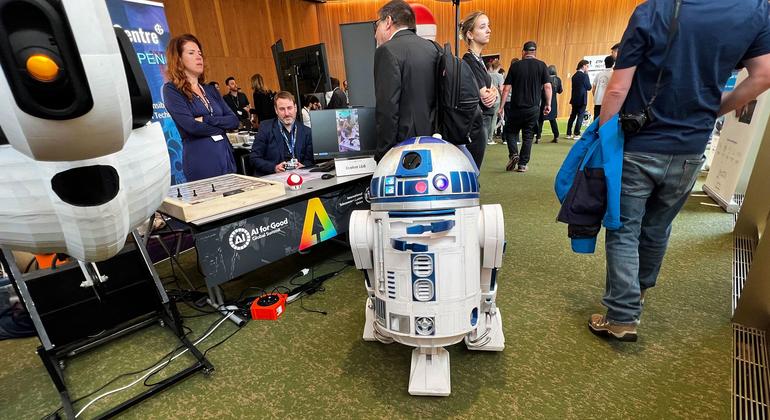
[
  {"x1": 310, "y1": 107, "x2": 376, "y2": 159},
  {"x1": 277, "y1": 43, "x2": 331, "y2": 105}
]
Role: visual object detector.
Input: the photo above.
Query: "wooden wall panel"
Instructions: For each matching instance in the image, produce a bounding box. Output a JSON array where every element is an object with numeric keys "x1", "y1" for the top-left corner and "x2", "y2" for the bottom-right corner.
[{"x1": 160, "y1": 0, "x2": 646, "y2": 116}]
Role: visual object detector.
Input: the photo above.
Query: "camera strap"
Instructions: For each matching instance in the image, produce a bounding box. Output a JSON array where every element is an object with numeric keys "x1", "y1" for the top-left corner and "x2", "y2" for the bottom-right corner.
[{"x1": 646, "y1": 0, "x2": 683, "y2": 110}]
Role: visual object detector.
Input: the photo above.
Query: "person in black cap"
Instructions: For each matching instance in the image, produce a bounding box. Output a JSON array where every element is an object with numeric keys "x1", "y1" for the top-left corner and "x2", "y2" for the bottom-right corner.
[{"x1": 498, "y1": 41, "x2": 551, "y2": 172}]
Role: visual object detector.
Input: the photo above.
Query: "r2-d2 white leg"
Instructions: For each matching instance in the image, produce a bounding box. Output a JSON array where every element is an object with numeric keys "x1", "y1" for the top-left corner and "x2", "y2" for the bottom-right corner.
[
  {"x1": 363, "y1": 297, "x2": 376, "y2": 341},
  {"x1": 466, "y1": 205, "x2": 506, "y2": 351},
  {"x1": 408, "y1": 347, "x2": 451, "y2": 396}
]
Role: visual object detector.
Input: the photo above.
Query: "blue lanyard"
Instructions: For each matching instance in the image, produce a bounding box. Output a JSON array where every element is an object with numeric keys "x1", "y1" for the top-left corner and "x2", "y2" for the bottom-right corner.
[{"x1": 280, "y1": 123, "x2": 296, "y2": 158}]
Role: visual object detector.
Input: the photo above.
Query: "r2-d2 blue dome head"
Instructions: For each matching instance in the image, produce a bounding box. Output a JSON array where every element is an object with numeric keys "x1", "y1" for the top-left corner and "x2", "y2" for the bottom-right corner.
[{"x1": 369, "y1": 136, "x2": 479, "y2": 211}]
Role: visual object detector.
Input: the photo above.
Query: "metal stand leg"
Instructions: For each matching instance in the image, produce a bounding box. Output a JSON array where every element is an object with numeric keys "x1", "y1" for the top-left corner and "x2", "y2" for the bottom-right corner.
[
  {"x1": 37, "y1": 347, "x2": 75, "y2": 419},
  {"x1": 207, "y1": 286, "x2": 246, "y2": 326}
]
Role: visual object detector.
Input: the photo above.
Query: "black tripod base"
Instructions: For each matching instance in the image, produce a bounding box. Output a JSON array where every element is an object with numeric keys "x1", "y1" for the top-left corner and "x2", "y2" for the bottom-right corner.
[{"x1": 38, "y1": 303, "x2": 213, "y2": 420}]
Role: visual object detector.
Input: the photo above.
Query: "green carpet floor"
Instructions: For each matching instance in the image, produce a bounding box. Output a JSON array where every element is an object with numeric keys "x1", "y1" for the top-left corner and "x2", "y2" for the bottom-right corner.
[{"x1": 0, "y1": 126, "x2": 734, "y2": 419}]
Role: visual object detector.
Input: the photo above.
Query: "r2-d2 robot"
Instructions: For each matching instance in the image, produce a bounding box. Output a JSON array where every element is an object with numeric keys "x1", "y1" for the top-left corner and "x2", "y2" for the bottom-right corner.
[{"x1": 349, "y1": 137, "x2": 505, "y2": 396}]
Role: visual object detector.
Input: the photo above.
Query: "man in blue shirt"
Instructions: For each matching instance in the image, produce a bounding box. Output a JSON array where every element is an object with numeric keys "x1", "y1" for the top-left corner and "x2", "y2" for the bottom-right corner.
[{"x1": 589, "y1": 0, "x2": 770, "y2": 341}]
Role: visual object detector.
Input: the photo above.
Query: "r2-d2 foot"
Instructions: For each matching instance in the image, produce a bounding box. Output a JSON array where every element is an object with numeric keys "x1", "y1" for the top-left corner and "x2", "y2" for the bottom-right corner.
[{"x1": 349, "y1": 137, "x2": 506, "y2": 396}]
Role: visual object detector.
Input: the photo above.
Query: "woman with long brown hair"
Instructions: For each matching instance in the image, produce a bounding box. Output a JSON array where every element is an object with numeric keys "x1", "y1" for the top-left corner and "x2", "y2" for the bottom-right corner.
[
  {"x1": 250, "y1": 73, "x2": 277, "y2": 127},
  {"x1": 163, "y1": 34, "x2": 239, "y2": 182},
  {"x1": 460, "y1": 11, "x2": 497, "y2": 170}
]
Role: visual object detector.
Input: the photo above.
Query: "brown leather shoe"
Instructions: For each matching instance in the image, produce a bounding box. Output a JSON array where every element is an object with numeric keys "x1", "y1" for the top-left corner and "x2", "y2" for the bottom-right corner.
[{"x1": 588, "y1": 314, "x2": 638, "y2": 342}]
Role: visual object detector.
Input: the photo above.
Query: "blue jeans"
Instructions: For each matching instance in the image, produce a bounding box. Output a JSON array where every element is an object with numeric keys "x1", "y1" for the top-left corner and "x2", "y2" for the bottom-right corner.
[{"x1": 603, "y1": 152, "x2": 705, "y2": 324}]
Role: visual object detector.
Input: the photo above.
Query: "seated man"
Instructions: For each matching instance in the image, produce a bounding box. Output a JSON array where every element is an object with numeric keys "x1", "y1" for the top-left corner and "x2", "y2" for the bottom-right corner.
[{"x1": 249, "y1": 91, "x2": 314, "y2": 176}]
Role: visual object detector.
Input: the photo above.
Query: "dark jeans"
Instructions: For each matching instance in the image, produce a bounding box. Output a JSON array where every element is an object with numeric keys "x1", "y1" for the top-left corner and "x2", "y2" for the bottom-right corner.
[
  {"x1": 593, "y1": 105, "x2": 602, "y2": 121},
  {"x1": 505, "y1": 106, "x2": 539, "y2": 166},
  {"x1": 567, "y1": 104, "x2": 587, "y2": 136},
  {"x1": 502, "y1": 104, "x2": 520, "y2": 156},
  {"x1": 466, "y1": 108, "x2": 489, "y2": 169},
  {"x1": 539, "y1": 118, "x2": 560, "y2": 139}
]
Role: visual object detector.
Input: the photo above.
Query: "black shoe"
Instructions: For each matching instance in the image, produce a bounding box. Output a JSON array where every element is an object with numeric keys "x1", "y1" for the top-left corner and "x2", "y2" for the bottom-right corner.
[{"x1": 550, "y1": 138, "x2": 558, "y2": 143}]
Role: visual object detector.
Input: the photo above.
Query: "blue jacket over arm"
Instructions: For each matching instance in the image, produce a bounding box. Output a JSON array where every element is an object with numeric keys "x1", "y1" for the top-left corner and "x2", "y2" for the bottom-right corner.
[{"x1": 554, "y1": 116, "x2": 624, "y2": 253}]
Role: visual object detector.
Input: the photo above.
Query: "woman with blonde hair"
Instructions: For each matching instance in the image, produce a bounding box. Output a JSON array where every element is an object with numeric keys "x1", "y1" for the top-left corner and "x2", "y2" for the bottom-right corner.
[
  {"x1": 163, "y1": 34, "x2": 239, "y2": 182},
  {"x1": 250, "y1": 73, "x2": 277, "y2": 127},
  {"x1": 461, "y1": 11, "x2": 497, "y2": 169}
]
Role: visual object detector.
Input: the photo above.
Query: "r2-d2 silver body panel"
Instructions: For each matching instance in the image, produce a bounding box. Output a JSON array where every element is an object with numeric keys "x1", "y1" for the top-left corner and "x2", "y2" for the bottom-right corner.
[{"x1": 349, "y1": 137, "x2": 505, "y2": 396}]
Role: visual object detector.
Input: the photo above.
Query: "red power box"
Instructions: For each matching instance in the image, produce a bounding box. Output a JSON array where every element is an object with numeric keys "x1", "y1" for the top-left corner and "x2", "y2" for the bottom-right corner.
[{"x1": 250, "y1": 293, "x2": 287, "y2": 320}]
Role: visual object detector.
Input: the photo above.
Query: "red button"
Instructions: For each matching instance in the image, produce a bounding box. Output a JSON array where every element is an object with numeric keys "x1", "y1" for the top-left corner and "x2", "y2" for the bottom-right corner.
[{"x1": 415, "y1": 181, "x2": 428, "y2": 193}]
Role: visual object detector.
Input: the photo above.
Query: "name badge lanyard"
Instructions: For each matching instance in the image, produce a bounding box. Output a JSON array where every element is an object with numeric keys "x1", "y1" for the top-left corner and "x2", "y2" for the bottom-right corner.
[
  {"x1": 196, "y1": 84, "x2": 214, "y2": 116},
  {"x1": 281, "y1": 124, "x2": 296, "y2": 160}
]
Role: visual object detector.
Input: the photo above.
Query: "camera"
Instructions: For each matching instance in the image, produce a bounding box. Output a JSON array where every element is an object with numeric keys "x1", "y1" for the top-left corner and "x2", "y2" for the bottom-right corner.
[
  {"x1": 620, "y1": 107, "x2": 651, "y2": 135},
  {"x1": 284, "y1": 158, "x2": 299, "y2": 171}
]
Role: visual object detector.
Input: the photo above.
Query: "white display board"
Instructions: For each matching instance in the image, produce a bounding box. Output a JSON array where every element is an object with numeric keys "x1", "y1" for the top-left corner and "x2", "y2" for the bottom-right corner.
[
  {"x1": 704, "y1": 70, "x2": 770, "y2": 213},
  {"x1": 583, "y1": 54, "x2": 608, "y2": 85}
]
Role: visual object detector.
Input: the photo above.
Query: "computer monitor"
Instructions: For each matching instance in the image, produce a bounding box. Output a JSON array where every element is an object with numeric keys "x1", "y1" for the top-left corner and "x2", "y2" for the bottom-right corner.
[
  {"x1": 310, "y1": 107, "x2": 376, "y2": 160},
  {"x1": 276, "y1": 43, "x2": 332, "y2": 108}
]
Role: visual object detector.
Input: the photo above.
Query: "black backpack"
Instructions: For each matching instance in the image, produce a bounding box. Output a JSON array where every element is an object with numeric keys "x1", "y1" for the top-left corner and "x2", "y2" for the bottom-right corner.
[{"x1": 433, "y1": 42, "x2": 481, "y2": 145}]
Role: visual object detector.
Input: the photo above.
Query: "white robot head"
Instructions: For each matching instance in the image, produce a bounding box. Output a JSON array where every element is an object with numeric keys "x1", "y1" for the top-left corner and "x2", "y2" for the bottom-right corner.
[
  {"x1": 369, "y1": 136, "x2": 479, "y2": 211},
  {"x1": 0, "y1": 0, "x2": 170, "y2": 261}
]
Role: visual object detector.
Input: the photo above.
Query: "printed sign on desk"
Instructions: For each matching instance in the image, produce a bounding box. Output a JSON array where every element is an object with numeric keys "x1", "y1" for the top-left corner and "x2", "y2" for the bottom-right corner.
[
  {"x1": 106, "y1": 0, "x2": 186, "y2": 185},
  {"x1": 195, "y1": 182, "x2": 369, "y2": 286}
]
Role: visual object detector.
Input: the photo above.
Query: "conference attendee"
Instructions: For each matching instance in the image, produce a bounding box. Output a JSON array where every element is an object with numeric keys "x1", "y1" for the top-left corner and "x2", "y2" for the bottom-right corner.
[
  {"x1": 498, "y1": 41, "x2": 551, "y2": 172},
  {"x1": 539, "y1": 65, "x2": 563, "y2": 143},
  {"x1": 460, "y1": 11, "x2": 496, "y2": 169},
  {"x1": 222, "y1": 76, "x2": 251, "y2": 128},
  {"x1": 610, "y1": 43, "x2": 620, "y2": 61},
  {"x1": 208, "y1": 81, "x2": 220, "y2": 91},
  {"x1": 591, "y1": 55, "x2": 614, "y2": 121},
  {"x1": 373, "y1": 0, "x2": 439, "y2": 161},
  {"x1": 566, "y1": 59, "x2": 591, "y2": 139},
  {"x1": 249, "y1": 91, "x2": 314, "y2": 176},
  {"x1": 163, "y1": 34, "x2": 239, "y2": 182},
  {"x1": 589, "y1": 0, "x2": 770, "y2": 341},
  {"x1": 250, "y1": 73, "x2": 277, "y2": 128},
  {"x1": 500, "y1": 57, "x2": 518, "y2": 146},
  {"x1": 488, "y1": 59, "x2": 504, "y2": 144},
  {"x1": 301, "y1": 95, "x2": 321, "y2": 128},
  {"x1": 343, "y1": 79, "x2": 350, "y2": 103},
  {"x1": 326, "y1": 77, "x2": 348, "y2": 109}
]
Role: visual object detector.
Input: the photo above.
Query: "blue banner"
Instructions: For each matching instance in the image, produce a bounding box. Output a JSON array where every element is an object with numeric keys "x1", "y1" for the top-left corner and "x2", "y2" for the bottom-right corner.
[{"x1": 106, "y1": 0, "x2": 186, "y2": 184}]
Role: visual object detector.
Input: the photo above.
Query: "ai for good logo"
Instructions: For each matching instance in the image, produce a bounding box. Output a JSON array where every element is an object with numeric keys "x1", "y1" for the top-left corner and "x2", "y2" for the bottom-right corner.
[{"x1": 229, "y1": 228, "x2": 250, "y2": 251}]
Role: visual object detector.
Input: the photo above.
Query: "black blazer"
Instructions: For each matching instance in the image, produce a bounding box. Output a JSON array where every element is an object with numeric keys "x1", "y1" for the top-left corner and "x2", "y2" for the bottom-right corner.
[
  {"x1": 249, "y1": 119, "x2": 314, "y2": 176},
  {"x1": 570, "y1": 71, "x2": 592, "y2": 106},
  {"x1": 462, "y1": 52, "x2": 494, "y2": 113},
  {"x1": 327, "y1": 88, "x2": 348, "y2": 109},
  {"x1": 222, "y1": 92, "x2": 250, "y2": 122},
  {"x1": 374, "y1": 29, "x2": 440, "y2": 161}
]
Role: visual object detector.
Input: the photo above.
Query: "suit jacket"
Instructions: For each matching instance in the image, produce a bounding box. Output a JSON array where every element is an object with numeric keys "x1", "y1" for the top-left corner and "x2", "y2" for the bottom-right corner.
[
  {"x1": 570, "y1": 71, "x2": 592, "y2": 106},
  {"x1": 163, "y1": 82, "x2": 239, "y2": 182},
  {"x1": 222, "y1": 91, "x2": 250, "y2": 122},
  {"x1": 374, "y1": 29, "x2": 440, "y2": 161},
  {"x1": 249, "y1": 118, "x2": 314, "y2": 176}
]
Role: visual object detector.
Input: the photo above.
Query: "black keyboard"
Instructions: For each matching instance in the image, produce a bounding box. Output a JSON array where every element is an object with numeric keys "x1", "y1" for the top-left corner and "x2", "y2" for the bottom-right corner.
[{"x1": 309, "y1": 165, "x2": 334, "y2": 173}]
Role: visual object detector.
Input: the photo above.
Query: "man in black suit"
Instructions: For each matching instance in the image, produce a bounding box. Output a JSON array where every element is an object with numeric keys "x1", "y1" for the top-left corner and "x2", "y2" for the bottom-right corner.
[
  {"x1": 249, "y1": 91, "x2": 314, "y2": 176},
  {"x1": 566, "y1": 60, "x2": 592, "y2": 138},
  {"x1": 326, "y1": 77, "x2": 348, "y2": 109},
  {"x1": 373, "y1": 0, "x2": 440, "y2": 161}
]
